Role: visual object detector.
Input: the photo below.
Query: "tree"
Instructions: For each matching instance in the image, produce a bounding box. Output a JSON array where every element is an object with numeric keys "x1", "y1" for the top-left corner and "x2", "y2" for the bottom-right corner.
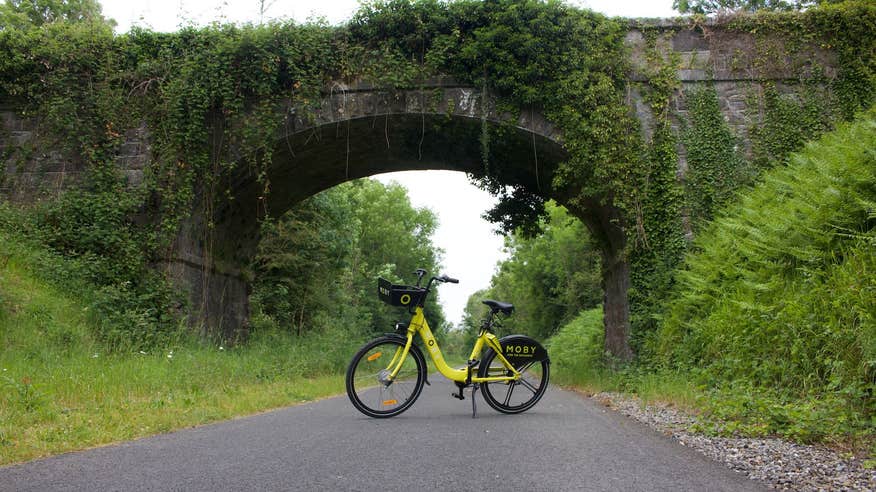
[
  {"x1": 673, "y1": 0, "x2": 843, "y2": 14},
  {"x1": 258, "y1": 0, "x2": 276, "y2": 24},
  {"x1": 469, "y1": 202, "x2": 602, "y2": 341},
  {"x1": 251, "y1": 179, "x2": 448, "y2": 339},
  {"x1": 0, "y1": 0, "x2": 113, "y2": 28},
  {"x1": 252, "y1": 186, "x2": 357, "y2": 335},
  {"x1": 345, "y1": 179, "x2": 448, "y2": 337}
]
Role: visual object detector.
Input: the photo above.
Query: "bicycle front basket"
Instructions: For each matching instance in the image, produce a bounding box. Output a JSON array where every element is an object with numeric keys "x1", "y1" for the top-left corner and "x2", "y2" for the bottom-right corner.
[{"x1": 377, "y1": 278, "x2": 424, "y2": 307}]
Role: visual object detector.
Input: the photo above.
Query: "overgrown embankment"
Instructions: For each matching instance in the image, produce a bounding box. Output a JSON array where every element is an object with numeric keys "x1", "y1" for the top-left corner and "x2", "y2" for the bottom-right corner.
[
  {"x1": 0, "y1": 216, "x2": 355, "y2": 465},
  {"x1": 652, "y1": 108, "x2": 875, "y2": 443},
  {"x1": 548, "y1": 110, "x2": 875, "y2": 453}
]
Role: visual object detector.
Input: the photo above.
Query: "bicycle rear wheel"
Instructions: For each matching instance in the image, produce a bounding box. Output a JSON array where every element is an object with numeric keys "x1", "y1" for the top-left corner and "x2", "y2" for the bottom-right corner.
[
  {"x1": 478, "y1": 349, "x2": 549, "y2": 414},
  {"x1": 346, "y1": 336, "x2": 426, "y2": 418}
]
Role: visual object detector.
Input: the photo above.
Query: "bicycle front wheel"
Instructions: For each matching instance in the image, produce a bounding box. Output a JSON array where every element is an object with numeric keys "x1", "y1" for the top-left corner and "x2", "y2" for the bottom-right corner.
[
  {"x1": 345, "y1": 336, "x2": 426, "y2": 418},
  {"x1": 478, "y1": 348, "x2": 549, "y2": 414}
]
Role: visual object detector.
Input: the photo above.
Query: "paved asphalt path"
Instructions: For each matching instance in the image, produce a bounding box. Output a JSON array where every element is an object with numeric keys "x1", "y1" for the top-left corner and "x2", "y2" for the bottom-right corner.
[{"x1": 0, "y1": 378, "x2": 765, "y2": 491}]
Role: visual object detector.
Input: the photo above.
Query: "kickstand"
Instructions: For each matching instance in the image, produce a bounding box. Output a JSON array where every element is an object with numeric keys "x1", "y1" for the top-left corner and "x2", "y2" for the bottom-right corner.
[{"x1": 471, "y1": 383, "x2": 479, "y2": 419}]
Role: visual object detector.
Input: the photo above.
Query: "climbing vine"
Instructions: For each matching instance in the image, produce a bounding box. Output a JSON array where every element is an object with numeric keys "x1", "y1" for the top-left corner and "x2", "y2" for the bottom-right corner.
[
  {"x1": 748, "y1": 82, "x2": 837, "y2": 169},
  {"x1": 681, "y1": 86, "x2": 751, "y2": 228},
  {"x1": 626, "y1": 27, "x2": 686, "y2": 350}
]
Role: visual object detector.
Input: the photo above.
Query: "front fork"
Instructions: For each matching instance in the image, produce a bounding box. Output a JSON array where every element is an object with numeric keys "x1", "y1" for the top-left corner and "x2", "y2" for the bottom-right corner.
[
  {"x1": 382, "y1": 332, "x2": 430, "y2": 387},
  {"x1": 386, "y1": 333, "x2": 416, "y2": 381}
]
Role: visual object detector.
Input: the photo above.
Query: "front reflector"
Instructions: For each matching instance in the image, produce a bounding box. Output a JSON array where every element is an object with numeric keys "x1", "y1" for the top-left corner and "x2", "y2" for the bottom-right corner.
[
  {"x1": 383, "y1": 399, "x2": 398, "y2": 405},
  {"x1": 367, "y1": 352, "x2": 382, "y2": 361}
]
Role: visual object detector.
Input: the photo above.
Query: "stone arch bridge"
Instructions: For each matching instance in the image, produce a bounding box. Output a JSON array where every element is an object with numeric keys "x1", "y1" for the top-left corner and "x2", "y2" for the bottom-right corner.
[
  {"x1": 172, "y1": 79, "x2": 574, "y2": 337},
  {"x1": 0, "y1": 21, "x2": 838, "y2": 357}
]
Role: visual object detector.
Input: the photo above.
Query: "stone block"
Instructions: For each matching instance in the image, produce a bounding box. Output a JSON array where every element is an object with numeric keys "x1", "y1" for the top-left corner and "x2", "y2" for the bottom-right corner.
[
  {"x1": 11, "y1": 131, "x2": 31, "y2": 146},
  {"x1": 119, "y1": 141, "x2": 142, "y2": 156},
  {"x1": 672, "y1": 29, "x2": 708, "y2": 52},
  {"x1": 678, "y1": 50, "x2": 711, "y2": 70},
  {"x1": 677, "y1": 69, "x2": 709, "y2": 81},
  {"x1": 123, "y1": 169, "x2": 144, "y2": 187},
  {"x1": 115, "y1": 155, "x2": 146, "y2": 170}
]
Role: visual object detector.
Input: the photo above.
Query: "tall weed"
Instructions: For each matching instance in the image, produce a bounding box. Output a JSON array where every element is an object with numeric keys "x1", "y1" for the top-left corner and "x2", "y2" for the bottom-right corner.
[{"x1": 548, "y1": 307, "x2": 605, "y2": 385}]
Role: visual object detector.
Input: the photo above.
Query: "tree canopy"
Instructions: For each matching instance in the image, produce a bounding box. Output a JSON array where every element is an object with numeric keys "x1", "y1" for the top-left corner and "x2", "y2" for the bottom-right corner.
[
  {"x1": 673, "y1": 0, "x2": 844, "y2": 14},
  {"x1": 463, "y1": 202, "x2": 601, "y2": 341},
  {"x1": 252, "y1": 179, "x2": 448, "y2": 339},
  {"x1": 0, "y1": 0, "x2": 112, "y2": 28}
]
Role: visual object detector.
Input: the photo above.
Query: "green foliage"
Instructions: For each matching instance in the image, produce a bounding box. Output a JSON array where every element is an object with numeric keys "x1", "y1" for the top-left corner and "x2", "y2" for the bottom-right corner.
[
  {"x1": 0, "y1": 0, "x2": 111, "y2": 29},
  {"x1": 673, "y1": 0, "x2": 838, "y2": 14},
  {"x1": 0, "y1": 1, "x2": 872, "y2": 451},
  {"x1": 136, "y1": 21, "x2": 341, "y2": 233},
  {"x1": 0, "y1": 233, "x2": 352, "y2": 464},
  {"x1": 0, "y1": 0, "x2": 873, "y2": 360},
  {"x1": 627, "y1": 4, "x2": 874, "y2": 350},
  {"x1": 0, "y1": 19, "x2": 345, "y2": 348},
  {"x1": 626, "y1": 29, "x2": 686, "y2": 350},
  {"x1": 1, "y1": 374, "x2": 44, "y2": 413},
  {"x1": 351, "y1": 0, "x2": 637, "y2": 234},
  {"x1": 89, "y1": 278, "x2": 182, "y2": 352},
  {"x1": 467, "y1": 202, "x2": 601, "y2": 341},
  {"x1": 252, "y1": 179, "x2": 447, "y2": 338},
  {"x1": 242, "y1": 319, "x2": 367, "y2": 379},
  {"x1": 34, "y1": 172, "x2": 152, "y2": 285},
  {"x1": 0, "y1": 203, "x2": 183, "y2": 352},
  {"x1": 728, "y1": 3, "x2": 876, "y2": 121},
  {"x1": 546, "y1": 306, "x2": 605, "y2": 385},
  {"x1": 652, "y1": 109, "x2": 876, "y2": 437},
  {"x1": 749, "y1": 83, "x2": 837, "y2": 169},
  {"x1": 682, "y1": 86, "x2": 753, "y2": 227},
  {"x1": 252, "y1": 186, "x2": 358, "y2": 335},
  {"x1": 345, "y1": 179, "x2": 447, "y2": 336},
  {"x1": 694, "y1": 383, "x2": 872, "y2": 443}
]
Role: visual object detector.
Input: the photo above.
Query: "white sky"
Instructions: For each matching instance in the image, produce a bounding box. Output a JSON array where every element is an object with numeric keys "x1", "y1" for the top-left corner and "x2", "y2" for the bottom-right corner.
[
  {"x1": 98, "y1": 0, "x2": 678, "y2": 327},
  {"x1": 102, "y1": 1, "x2": 679, "y2": 32}
]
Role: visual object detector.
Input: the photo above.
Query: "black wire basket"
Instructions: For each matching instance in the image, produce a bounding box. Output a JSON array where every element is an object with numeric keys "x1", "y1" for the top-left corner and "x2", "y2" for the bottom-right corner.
[{"x1": 377, "y1": 277, "x2": 425, "y2": 307}]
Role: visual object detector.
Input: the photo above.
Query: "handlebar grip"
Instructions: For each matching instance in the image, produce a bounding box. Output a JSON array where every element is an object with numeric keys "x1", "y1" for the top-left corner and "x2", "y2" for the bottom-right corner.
[{"x1": 444, "y1": 276, "x2": 459, "y2": 284}]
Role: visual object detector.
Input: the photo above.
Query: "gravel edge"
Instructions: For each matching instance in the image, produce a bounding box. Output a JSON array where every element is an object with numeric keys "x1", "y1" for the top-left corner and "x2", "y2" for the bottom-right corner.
[{"x1": 589, "y1": 391, "x2": 876, "y2": 491}]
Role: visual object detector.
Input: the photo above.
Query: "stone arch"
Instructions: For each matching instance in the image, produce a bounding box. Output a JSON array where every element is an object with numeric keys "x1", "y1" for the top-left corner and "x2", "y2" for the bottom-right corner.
[{"x1": 165, "y1": 82, "x2": 629, "y2": 357}]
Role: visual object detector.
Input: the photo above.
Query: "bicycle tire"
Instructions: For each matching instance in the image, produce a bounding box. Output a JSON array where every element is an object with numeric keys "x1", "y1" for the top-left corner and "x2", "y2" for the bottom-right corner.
[
  {"x1": 346, "y1": 336, "x2": 426, "y2": 418},
  {"x1": 478, "y1": 348, "x2": 550, "y2": 414}
]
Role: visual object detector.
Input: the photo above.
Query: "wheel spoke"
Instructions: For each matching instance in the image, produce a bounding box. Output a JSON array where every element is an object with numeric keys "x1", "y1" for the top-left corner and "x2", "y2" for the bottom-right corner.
[
  {"x1": 503, "y1": 381, "x2": 516, "y2": 406},
  {"x1": 518, "y1": 376, "x2": 539, "y2": 394},
  {"x1": 516, "y1": 361, "x2": 535, "y2": 374}
]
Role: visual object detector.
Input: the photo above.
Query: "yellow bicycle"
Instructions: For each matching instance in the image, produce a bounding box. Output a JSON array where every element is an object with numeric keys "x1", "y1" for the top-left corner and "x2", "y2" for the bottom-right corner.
[{"x1": 345, "y1": 269, "x2": 550, "y2": 418}]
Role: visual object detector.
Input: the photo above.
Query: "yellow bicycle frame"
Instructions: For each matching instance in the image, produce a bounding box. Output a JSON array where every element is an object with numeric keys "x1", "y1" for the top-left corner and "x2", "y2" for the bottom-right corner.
[{"x1": 388, "y1": 306, "x2": 520, "y2": 384}]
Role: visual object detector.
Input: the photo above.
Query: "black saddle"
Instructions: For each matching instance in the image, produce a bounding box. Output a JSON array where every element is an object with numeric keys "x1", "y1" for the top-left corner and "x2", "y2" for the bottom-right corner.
[{"x1": 482, "y1": 299, "x2": 514, "y2": 315}]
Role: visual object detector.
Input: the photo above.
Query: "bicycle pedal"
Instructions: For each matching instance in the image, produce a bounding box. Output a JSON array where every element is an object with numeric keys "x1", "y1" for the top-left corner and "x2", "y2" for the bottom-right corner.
[{"x1": 452, "y1": 392, "x2": 465, "y2": 400}]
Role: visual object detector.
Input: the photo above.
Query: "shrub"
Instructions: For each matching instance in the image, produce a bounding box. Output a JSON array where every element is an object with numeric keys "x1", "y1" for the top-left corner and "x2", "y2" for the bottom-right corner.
[
  {"x1": 547, "y1": 307, "x2": 605, "y2": 384},
  {"x1": 89, "y1": 277, "x2": 184, "y2": 352}
]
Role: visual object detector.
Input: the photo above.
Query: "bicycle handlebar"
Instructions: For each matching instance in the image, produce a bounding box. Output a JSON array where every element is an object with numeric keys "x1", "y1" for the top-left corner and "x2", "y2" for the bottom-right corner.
[{"x1": 397, "y1": 270, "x2": 459, "y2": 312}]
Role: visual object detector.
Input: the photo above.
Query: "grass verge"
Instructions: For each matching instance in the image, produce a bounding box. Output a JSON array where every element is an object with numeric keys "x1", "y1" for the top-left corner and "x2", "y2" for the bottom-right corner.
[
  {"x1": 547, "y1": 306, "x2": 875, "y2": 458},
  {"x1": 0, "y1": 231, "x2": 353, "y2": 466}
]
